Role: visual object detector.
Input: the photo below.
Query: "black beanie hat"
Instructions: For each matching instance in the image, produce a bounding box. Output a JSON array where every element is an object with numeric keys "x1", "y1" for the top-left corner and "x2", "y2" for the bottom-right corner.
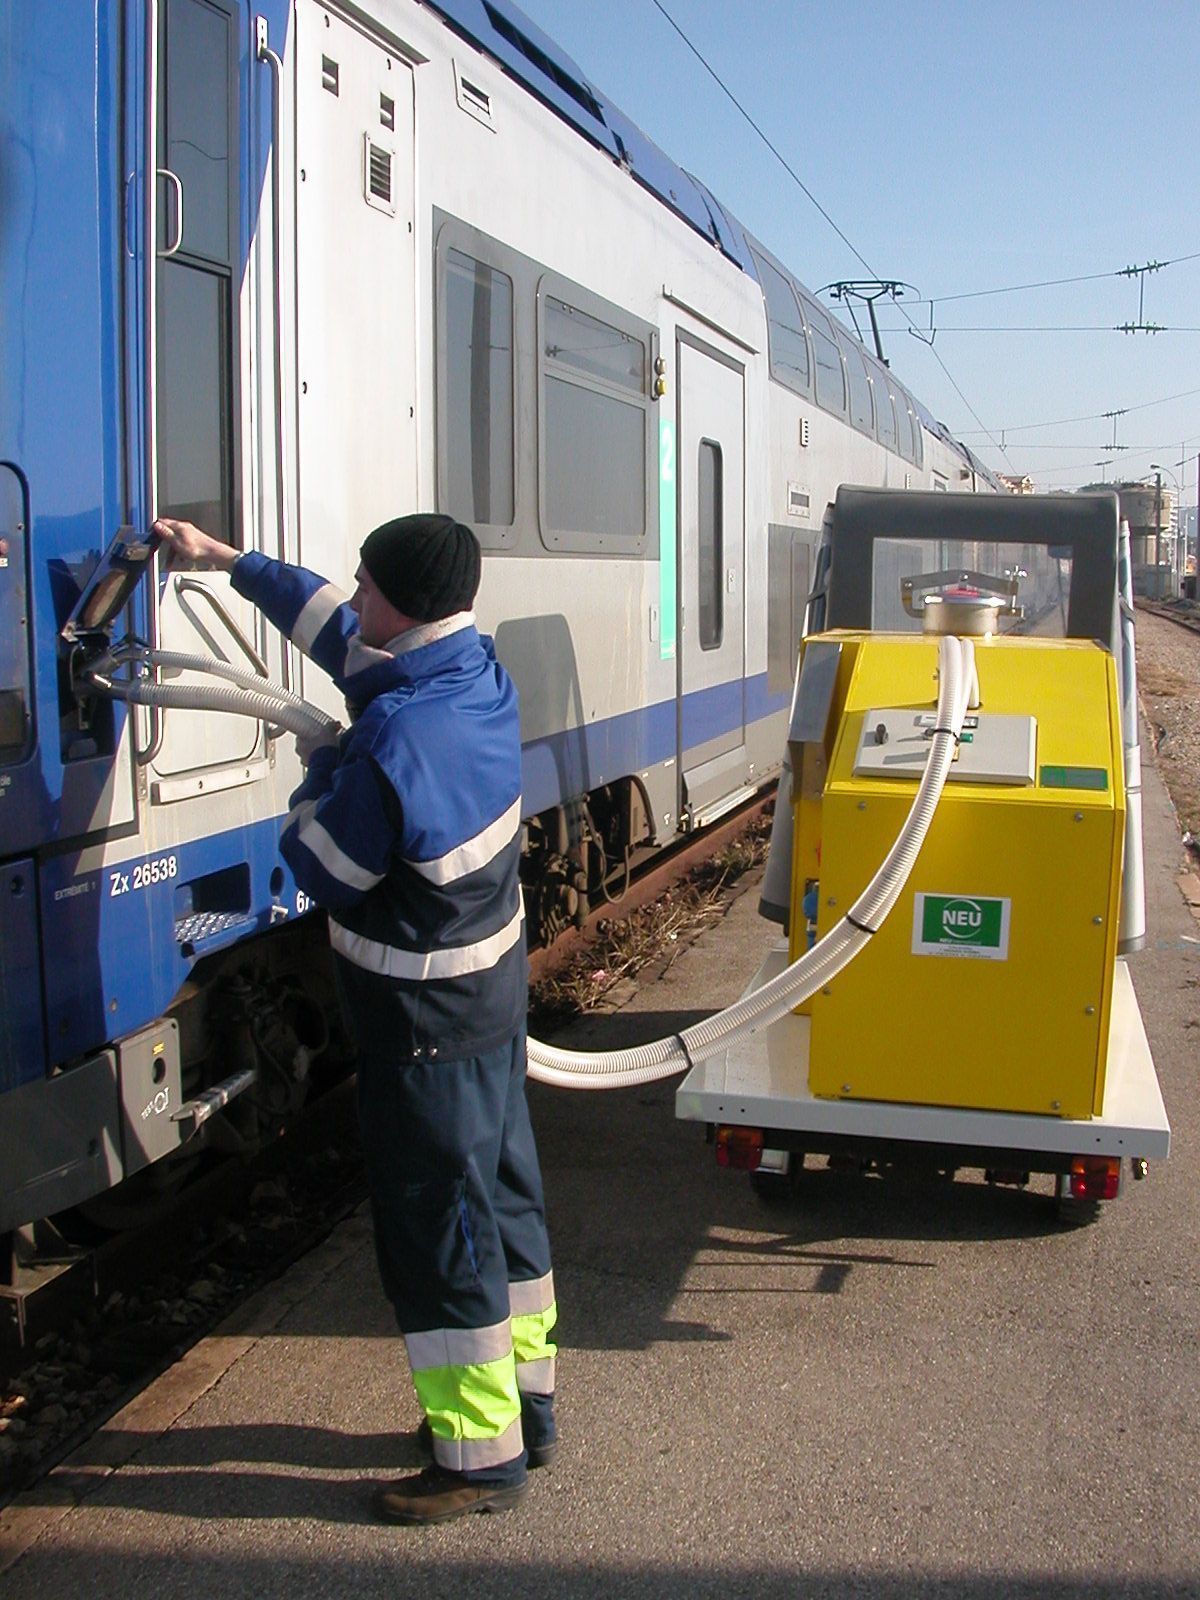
[{"x1": 359, "y1": 513, "x2": 481, "y2": 623}]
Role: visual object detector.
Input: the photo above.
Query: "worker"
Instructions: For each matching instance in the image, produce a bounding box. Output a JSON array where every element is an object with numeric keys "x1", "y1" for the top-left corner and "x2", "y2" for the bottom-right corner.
[{"x1": 153, "y1": 514, "x2": 557, "y2": 1526}]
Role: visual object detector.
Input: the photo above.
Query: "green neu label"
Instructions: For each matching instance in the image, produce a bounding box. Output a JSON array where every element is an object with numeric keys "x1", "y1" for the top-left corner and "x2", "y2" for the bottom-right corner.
[{"x1": 913, "y1": 893, "x2": 1010, "y2": 961}]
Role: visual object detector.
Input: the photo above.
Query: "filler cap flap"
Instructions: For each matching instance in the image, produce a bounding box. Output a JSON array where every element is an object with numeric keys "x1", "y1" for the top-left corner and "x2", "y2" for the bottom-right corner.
[{"x1": 61, "y1": 527, "x2": 160, "y2": 643}]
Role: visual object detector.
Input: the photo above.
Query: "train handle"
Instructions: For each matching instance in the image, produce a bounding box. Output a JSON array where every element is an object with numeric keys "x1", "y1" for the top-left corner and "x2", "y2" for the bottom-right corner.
[{"x1": 255, "y1": 17, "x2": 294, "y2": 696}]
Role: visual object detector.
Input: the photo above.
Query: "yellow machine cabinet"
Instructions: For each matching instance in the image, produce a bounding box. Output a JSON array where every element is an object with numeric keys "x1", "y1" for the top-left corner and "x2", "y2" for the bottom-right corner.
[{"x1": 795, "y1": 633, "x2": 1125, "y2": 1119}]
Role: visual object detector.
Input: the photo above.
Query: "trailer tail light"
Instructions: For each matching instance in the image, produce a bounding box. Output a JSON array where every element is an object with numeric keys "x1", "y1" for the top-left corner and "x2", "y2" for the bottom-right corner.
[
  {"x1": 716, "y1": 1126, "x2": 764, "y2": 1170},
  {"x1": 1070, "y1": 1155, "x2": 1121, "y2": 1200}
]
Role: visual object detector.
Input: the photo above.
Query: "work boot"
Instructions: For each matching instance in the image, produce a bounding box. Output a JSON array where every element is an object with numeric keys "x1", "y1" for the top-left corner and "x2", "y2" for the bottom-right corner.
[
  {"x1": 416, "y1": 1417, "x2": 558, "y2": 1469},
  {"x1": 373, "y1": 1465, "x2": 528, "y2": 1525}
]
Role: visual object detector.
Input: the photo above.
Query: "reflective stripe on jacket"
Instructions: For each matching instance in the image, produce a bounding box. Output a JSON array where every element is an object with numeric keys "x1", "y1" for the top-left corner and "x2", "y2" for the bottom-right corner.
[{"x1": 233, "y1": 551, "x2": 527, "y2": 1059}]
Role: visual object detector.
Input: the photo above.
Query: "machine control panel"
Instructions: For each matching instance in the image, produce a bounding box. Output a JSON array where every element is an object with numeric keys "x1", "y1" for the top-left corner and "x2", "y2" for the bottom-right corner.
[{"x1": 853, "y1": 710, "x2": 1037, "y2": 785}]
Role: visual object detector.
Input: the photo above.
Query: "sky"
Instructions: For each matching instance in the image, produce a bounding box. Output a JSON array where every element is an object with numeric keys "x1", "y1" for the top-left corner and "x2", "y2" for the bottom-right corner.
[{"x1": 515, "y1": 0, "x2": 1200, "y2": 511}]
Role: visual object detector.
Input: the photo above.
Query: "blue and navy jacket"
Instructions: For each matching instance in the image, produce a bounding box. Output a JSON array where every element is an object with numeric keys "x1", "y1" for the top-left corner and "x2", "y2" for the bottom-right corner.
[{"x1": 232, "y1": 552, "x2": 527, "y2": 1062}]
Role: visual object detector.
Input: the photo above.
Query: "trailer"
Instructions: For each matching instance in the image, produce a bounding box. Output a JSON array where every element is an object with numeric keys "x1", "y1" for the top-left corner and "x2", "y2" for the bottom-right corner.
[{"x1": 676, "y1": 487, "x2": 1170, "y2": 1221}]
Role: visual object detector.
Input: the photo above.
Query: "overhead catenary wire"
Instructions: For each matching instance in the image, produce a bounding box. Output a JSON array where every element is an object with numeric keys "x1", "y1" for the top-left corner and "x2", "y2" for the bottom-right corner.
[
  {"x1": 644, "y1": 0, "x2": 1015, "y2": 473},
  {"x1": 955, "y1": 385, "x2": 1200, "y2": 439},
  {"x1": 906, "y1": 251, "x2": 1200, "y2": 307},
  {"x1": 640, "y1": 3, "x2": 1200, "y2": 487},
  {"x1": 646, "y1": 0, "x2": 870, "y2": 281}
]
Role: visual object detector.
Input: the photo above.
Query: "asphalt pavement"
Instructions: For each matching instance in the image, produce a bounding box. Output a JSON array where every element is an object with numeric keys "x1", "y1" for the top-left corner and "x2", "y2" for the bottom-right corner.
[{"x1": 1, "y1": 753, "x2": 1197, "y2": 1598}]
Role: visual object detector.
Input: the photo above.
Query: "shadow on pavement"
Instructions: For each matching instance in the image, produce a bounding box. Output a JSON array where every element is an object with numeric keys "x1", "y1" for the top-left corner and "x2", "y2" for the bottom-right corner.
[
  {"x1": 2, "y1": 1543, "x2": 1196, "y2": 1600},
  {"x1": 531, "y1": 1006, "x2": 1069, "y2": 1355}
]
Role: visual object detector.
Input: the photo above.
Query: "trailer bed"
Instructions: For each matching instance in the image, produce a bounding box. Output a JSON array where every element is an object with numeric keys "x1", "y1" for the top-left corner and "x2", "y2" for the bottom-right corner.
[{"x1": 675, "y1": 945, "x2": 1170, "y2": 1161}]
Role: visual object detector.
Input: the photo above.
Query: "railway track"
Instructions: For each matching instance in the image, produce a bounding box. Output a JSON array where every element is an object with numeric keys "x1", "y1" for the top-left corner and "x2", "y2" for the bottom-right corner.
[
  {"x1": 1137, "y1": 596, "x2": 1200, "y2": 637},
  {"x1": 0, "y1": 1079, "x2": 365, "y2": 1502}
]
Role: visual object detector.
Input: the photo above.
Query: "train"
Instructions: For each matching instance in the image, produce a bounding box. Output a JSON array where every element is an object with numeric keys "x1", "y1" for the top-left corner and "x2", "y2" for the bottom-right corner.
[{"x1": 1, "y1": 0, "x2": 1047, "y2": 1247}]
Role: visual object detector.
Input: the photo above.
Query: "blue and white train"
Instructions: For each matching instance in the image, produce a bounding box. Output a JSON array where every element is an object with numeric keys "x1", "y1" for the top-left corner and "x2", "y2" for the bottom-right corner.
[{"x1": 0, "y1": 0, "x2": 1011, "y2": 1236}]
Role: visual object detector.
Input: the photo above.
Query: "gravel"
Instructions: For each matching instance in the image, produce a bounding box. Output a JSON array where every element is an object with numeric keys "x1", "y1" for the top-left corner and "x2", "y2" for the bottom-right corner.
[
  {"x1": 0, "y1": 1142, "x2": 364, "y2": 1505},
  {"x1": 1135, "y1": 606, "x2": 1200, "y2": 840}
]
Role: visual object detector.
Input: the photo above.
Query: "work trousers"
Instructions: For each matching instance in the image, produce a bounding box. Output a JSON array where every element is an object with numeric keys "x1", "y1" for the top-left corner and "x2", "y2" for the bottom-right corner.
[{"x1": 356, "y1": 1026, "x2": 557, "y2": 1485}]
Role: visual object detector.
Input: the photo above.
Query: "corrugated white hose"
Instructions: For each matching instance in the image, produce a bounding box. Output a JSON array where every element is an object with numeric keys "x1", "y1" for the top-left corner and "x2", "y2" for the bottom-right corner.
[
  {"x1": 87, "y1": 646, "x2": 327, "y2": 718},
  {"x1": 88, "y1": 671, "x2": 335, "y2": 742},
  {"x1": 525, "y1": 635, "x2": 975, "y2": 1089},
  {"x1": 145, "y1": 648, "x2": 322, "y2": 715}
]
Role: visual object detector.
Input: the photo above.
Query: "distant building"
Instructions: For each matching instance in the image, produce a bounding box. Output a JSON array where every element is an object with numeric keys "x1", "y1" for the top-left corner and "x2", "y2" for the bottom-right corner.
[
  {"x1": 1079, "y1": 480, "x2": 1176, "y2": 598},
  {"x1": 998, "y1": 474, "x2": 1034, "y2": 495}
]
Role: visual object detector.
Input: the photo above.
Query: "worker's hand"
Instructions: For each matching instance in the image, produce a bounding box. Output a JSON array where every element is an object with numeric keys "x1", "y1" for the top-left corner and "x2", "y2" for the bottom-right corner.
[
  {"x1": 153, "y1": 518, "x2": 240, "y2": 572},
  {"x1": 295, "y1": 722, "x2": 343, "y2": 766}
]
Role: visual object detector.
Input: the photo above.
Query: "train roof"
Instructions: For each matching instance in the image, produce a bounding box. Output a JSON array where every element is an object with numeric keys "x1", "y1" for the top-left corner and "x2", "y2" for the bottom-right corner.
[
  {"x1": 423, "y1": 0, "x2": 752, "y2": 268},
  {"x1": 424, "y1": 0, "x2": 990, "y2": 482}
]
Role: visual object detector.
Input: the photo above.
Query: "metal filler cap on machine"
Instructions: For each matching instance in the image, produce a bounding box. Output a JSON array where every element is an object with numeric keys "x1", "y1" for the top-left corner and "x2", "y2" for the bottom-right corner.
[{"x1": 901, "y1": 567, "x2": 1025, "y2": 637}]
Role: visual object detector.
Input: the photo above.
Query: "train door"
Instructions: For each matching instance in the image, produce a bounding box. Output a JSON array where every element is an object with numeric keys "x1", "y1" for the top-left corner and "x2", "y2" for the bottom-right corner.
[
  {"x1": 676, "y1": 335, "x2": 747, "y2": 826},
  {"x1": 150, "y1": 0, "x2": 269, "y2": 797},
  {"x1": 293, "y1": 0, "x2": 417, "y2": 721}
]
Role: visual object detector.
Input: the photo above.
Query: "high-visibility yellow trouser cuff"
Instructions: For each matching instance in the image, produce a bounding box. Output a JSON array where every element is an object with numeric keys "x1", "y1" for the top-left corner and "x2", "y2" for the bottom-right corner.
[
  {"x1": 512, "y1": 1300, "x2": 557, "y2": 1396},
  {"x1": 407, "y1": 1324, "x2": 522, "y2": 1473}
]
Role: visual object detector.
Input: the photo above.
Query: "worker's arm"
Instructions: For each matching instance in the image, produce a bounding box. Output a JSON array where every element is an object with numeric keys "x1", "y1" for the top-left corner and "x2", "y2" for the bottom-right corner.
[
  {"x1": 280, "y1": 745, "x2": 399, "y2": 914},
  {"x1": 153, "y1": 517, "x2": 364, "y2": 685}
]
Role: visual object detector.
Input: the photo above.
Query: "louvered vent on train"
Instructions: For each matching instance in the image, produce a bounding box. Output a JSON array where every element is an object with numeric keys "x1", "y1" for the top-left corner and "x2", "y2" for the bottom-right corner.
[{"x1": 364, "y1": 135, "x2": 395, "y2": 215}]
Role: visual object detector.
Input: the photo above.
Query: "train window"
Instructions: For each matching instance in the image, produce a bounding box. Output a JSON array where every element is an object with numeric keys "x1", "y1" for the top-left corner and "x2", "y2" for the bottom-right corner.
[
  {"x1": 156, "y1": 268, "x2": 232, "y2": 534},
  {"x1": 543, "y1": 377, "x2": 645, "y2": 544},
  {"x1": 750, "y1": 248, "x2": 811, "y2": 397},
  {"x1": 156, "y1": 0, "x2": 238, "y2": 542},
  {"x1": 837, "y1": 331, "x2": 874, "y2": 437},
  {"x1": 801, "y1": 298, "x2": 847, "y2": 418},
  {"x1": 896, "y1": 388, "x2": 928, "y2": 467},
  {"x1": 482, "y1": 2, "x2": 605, "y2": 122},
  {"x1": 871, "y1": 366, "x2": 898, "y2": 452},
  {"x1": 538, "y1": 280, "x2": 655, "y2": 555},
  {"x1": 890, "y1": 382, "x2": 916, "y2": 463},
  {"x1": 907, "y1": 393, "x2": 924, "y2": 468},
  {"x1": 0, "y1": 468, "x2": 32, "y2": 766},
  {"x1": 443, "y1": 249, "x2": 516, "y2": 530},
  {"x1": 544, "y1": 298, "x2": 645, "y2": 393},
  {"x1": 164, "y1": 0, "x2": 232, "y2": 265},
  {"x1": 698, "y1": 440, "x2": 723, "y2": 650}
]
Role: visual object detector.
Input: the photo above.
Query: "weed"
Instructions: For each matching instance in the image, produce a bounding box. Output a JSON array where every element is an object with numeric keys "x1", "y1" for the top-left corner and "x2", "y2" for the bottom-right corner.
[{"x1": 530, "y1": 809, "x2": 772, "y2": 1027}]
